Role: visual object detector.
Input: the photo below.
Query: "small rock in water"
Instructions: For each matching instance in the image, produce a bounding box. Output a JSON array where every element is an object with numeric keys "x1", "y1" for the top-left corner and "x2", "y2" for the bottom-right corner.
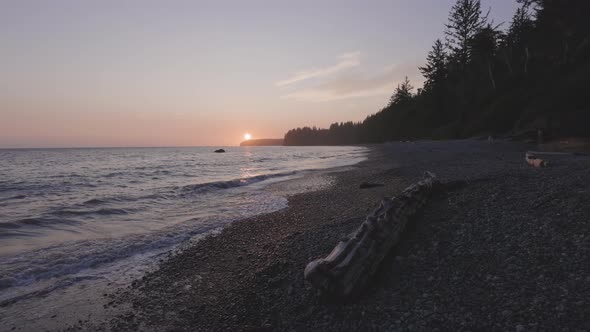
[
  {"x1": 214, "y1": 149, "x2": 226, "y2": 153},
  {"x1": 359, "y1": 182, "x2": 384, "y2": 189}
]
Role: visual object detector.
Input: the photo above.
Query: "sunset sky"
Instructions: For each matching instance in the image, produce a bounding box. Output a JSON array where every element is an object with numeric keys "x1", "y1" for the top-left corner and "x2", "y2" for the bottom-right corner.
[{"x1": 1, "y1": 0, "x2": 519, "y2": 148}]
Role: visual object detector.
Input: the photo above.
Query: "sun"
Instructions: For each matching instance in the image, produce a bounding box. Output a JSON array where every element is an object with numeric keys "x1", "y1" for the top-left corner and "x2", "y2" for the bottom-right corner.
[{"x1": 244, "y1": 133, "x2": 252, "y2": 141}]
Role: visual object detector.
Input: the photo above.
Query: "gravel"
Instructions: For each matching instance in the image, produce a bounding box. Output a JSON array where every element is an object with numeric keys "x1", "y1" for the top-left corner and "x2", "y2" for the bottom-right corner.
[{"x1": 81, "y1": 140, "x2": 589, "y2": 331}]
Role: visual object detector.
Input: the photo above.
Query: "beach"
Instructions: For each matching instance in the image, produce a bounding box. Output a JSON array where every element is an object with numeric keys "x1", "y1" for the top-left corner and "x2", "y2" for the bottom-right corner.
[
  {"x1": 48, "y1": 141, "x2": 590, "y2": 330},
  {"x1": 0, "y1": 146, "x2": 365, "y2": 331},
  {"x1": 5, "y1": 0, "x2": 589, "y2": 330}
]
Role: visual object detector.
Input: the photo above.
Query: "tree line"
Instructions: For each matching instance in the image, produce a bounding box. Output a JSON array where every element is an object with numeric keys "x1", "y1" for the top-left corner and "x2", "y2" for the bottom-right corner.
[{"x1": 284, "y1": 0, "x2": 590, "y2": 146}]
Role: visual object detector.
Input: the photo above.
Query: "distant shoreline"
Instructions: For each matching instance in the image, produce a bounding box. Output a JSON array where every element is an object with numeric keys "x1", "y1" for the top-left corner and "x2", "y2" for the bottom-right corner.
[{"x1": 239, "y1": 138, "x2": 284, "y2": 146}]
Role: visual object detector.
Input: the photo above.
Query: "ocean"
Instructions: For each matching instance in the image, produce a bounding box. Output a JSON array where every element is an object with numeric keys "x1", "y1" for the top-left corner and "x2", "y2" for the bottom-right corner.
[{"x1": 0, "y1": 146, "x2": 366, "y2": 311}]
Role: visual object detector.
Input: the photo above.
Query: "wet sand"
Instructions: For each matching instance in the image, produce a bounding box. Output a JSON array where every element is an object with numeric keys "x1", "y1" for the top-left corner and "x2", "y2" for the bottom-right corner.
[{"x1": 67, "y1": 140, "x2": 589, "y2": 331}]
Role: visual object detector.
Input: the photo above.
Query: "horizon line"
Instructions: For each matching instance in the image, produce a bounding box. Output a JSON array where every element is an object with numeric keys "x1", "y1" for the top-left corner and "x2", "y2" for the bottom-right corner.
[{"x1": 0, "y1": 145, "x2": 253, "y2": 150}]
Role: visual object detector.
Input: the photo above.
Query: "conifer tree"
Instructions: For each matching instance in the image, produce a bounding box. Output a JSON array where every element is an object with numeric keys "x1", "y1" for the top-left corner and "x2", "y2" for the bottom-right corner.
[
  {"x1": 419, "y1": 39, "x2": 448, "y2": 91},
  {"x1": 388, "y1": 77, "x2": 414, "y2": 106},
  {"x1": 445, "y1": 0, "x2": 489, "y2": 68}
]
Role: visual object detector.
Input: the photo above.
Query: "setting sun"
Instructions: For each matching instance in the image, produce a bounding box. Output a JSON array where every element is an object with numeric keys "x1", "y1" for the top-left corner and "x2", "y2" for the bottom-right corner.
[{"x1": 244, "y1": 133, "x2": 252, "y2": 140}]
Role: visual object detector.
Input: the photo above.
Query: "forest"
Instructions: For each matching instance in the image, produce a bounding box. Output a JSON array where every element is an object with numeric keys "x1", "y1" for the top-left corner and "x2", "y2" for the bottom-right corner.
[{"x1": 284, "y1": 0, "x2": 590, "y2": 145}]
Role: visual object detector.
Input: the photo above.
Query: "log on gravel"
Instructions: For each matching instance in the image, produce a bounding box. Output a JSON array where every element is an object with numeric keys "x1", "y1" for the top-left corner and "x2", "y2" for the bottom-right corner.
[
  {"x1": 526, "y1": 152, "x2": 549, "y2": 167},
  {"x1": 304, "y1": 171, "x2": 439, "y2": 299}
]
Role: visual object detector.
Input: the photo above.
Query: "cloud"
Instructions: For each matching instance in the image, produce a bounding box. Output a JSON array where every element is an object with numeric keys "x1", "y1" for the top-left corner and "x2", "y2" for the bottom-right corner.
[
  {"x1": 281, "y1": 63, "x2": 423, "y2": 102},
  {"x1": 275, "y1": 52, "x2": 360, "y2": 87}
]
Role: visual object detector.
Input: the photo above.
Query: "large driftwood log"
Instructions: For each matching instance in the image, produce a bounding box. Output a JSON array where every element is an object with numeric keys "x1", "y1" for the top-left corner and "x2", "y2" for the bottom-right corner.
[{"x1": 304, "y1": 172, "x2": 439, "y2": 299}]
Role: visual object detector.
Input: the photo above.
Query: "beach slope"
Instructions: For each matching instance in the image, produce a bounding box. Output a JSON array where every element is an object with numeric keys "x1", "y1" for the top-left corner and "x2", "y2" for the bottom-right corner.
[{"x1": 95, "y1": 140, "x2": 589, "y2": 331}]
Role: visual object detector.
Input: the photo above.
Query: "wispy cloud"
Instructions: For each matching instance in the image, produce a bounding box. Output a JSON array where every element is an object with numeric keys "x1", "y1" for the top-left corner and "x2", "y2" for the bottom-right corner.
[
  {"x1": 275, "y1": 52, "x2": 361, "y2": 87},
  {"x1": 281, "y1": 63, "x2": 423, "y2": 102}
]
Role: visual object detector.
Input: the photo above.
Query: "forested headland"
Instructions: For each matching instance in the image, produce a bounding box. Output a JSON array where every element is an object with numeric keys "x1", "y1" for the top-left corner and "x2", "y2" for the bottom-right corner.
[
  {"x1": 240, "y1": 138, "x2": 284, "y2": 146},
  {"x1": 284, "y1": 0, "x2": 590, "y2": 146}
]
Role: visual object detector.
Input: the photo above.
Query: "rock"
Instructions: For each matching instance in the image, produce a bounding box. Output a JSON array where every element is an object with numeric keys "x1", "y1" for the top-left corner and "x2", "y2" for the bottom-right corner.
[
  {"x1": 359, "y1": 182, "x2": 385, "y2": 189},
  {"x1": 214, "y1": 149, "x2": 226, "y2": 153}
]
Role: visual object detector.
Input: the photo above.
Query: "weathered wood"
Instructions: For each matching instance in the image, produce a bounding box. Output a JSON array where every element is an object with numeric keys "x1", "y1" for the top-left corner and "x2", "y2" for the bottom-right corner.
[
  {"x1": 304, "y1": 172, "x2": 439, "y2": 299},
  {"x1": 526, "y1": 152, "x2": 549, "y2": 168}
]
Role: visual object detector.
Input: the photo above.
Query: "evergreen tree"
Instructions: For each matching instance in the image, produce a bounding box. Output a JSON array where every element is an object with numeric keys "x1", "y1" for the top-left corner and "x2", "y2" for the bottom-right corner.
[
  {"x1": 388, "y1": 76, "x2": 414, "y2": 106},
  {"x1": 419, "y1": 39, "x2": 448, "y2": 91},
  {"x1": 283, "y1": 0, "x2": 590, "y2": 146},
  {"x1": 445, "y1": 0, "x2": 489, "y2": 68},
  {"x1": 470, "y1": 24, "x2": 502, "y2": 89},
  {"x1": 508, "y1": 3, "x2": 535, "y2": 46},
  {"x1": 504, "y1": 2, "x2": 535, "y2": 74}
]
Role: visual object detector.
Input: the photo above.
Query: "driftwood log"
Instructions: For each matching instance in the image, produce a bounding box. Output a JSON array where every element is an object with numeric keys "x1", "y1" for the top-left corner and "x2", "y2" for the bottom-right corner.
[
  {"x1": 304, "y1": 172, "x2": 439, "y2": 299},
  {"x1": 526, "y1": 152, "x2": 549, "y2": 167}
]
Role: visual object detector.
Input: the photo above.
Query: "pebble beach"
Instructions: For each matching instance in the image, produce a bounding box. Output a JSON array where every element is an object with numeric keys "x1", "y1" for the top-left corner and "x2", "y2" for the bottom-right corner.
[{"x1": 69, "y1": 140, "x2": 589, "y2": 331}]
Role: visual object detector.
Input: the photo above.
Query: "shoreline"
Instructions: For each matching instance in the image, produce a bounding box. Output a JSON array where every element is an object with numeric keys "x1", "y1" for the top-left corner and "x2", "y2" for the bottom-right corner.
[
  {"x1": 0, "y1": 147, "x2": 367, "y2": 332},
  {"x1": 11, "y1": 140, "x2": 590, "y2": 331}
]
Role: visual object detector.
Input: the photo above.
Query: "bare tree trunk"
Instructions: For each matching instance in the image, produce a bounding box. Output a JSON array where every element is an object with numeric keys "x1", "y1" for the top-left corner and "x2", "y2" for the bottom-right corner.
[
  {"x1": 304, "y1": 172, "x2": 439, "y2": 299},
  {"x1": 563, "y1": 40, "x2": 569, "y2": 65},
  {"x1": 574, "y1": 36, "x2": 590, "y2": 60},
  {"x1": 503, "y1": 49, "x2": 514, "y2": 76},
  {"x1": 524, "y1": 47, "x2": 530, "y2": 74},
  {"x1": 488, "y1": 60, "x2": 496, "y2": 90}
]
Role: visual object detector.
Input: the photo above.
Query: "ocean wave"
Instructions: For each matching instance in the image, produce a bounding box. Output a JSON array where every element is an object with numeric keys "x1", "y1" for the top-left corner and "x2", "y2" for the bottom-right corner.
[
  {"x1": 104, "y1": 171, "x2": 126, "y2": 178},
  {"x1": 82, "y1": 198, "x2": 109, "y2": 205},
  {"x1": 0, "y1": 189, "x2": 289, "y2": 295},
  {"x1": 0, "y1": 146, "x2": 368, "y2": 305},
  {"x1": 0, "y1": 208, "x2": 133, "y2": 233},
  {"x1": 48, "y1": 173, "x2": 84, "y2": 179},
  {"x1": 0, "y1": 217, "x2": 82, "y2": 230},
  {"x1": 79, "y1": 172, "x2": 290, "y2": 206},
  {"x1": 0, "y1": 222, "x2": 22, "y2": 230},
  {"x1": 0, "y1": 195, "x2": 27, "y2": 203},
  {"x1": 80, "y1": 195, "x2": 145, "y2": 207},
  {"x1": 53, "y1": 207, "x2": 136, "y2": 217},
  {"x1": 0, "y1": 220, "x2": 226, "y2": 299},
  {"x1": 0, "y1": 182, "x2": 54, "y2": 193},
  {"x1": 178, "y1": 171, "x2": 298, "y2": 196}
]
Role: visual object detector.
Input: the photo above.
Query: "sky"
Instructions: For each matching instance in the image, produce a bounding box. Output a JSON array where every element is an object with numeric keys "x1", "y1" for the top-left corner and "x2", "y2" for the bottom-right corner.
[{"x1": 0, "y1": 0, "x2": 519, "y2": 148}]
